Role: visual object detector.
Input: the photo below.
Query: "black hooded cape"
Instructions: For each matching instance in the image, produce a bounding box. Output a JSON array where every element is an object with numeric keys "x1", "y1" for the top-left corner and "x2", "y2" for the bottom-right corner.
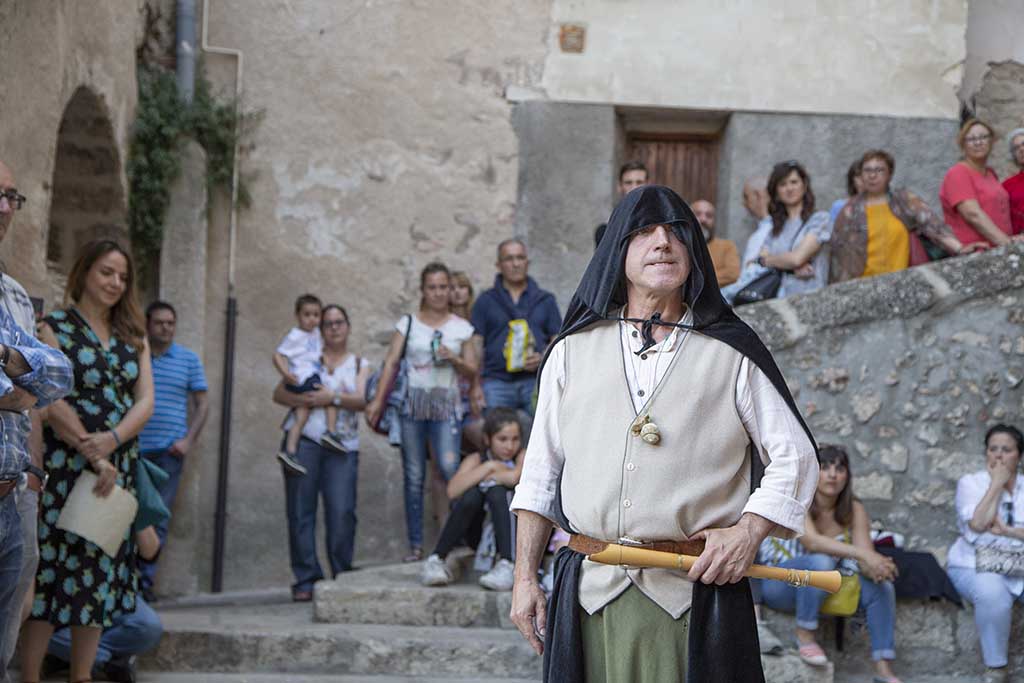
[{"x1": 541, "y1": 185, "x2": 818, "y2": 683}]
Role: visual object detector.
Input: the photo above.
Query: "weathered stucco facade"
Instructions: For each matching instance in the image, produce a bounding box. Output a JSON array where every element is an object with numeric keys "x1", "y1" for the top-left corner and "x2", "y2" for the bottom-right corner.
[
  {"x1": 3, "y1": 0, "x2": 1024, "y2": 599},
  {"x1": 0, "y1": 1, "x2": 138, "y2": 301}
]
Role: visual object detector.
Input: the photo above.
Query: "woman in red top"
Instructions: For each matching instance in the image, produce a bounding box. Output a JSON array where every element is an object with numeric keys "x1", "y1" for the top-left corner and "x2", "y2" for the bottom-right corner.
[
  {"x1": 940, "y1": 119, "x2": 1015, "y2": 249},
  {"x1": 1003, "y1": 127, "x2": 1024, "y2": 235}
]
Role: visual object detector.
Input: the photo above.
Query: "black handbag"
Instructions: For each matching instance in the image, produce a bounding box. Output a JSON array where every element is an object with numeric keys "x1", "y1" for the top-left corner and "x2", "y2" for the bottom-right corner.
[{"x1": 732, "y1": 269, "x2": 783, "y2": 306}]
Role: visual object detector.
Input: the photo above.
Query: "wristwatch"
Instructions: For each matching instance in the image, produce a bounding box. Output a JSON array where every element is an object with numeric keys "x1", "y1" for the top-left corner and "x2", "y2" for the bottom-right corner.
[
  {"x1": 23, "y1": 463, "x2": 48, "y2": 492},
  {"x1": 332, "y1": 392, "x2": 342, "y2": 408}
]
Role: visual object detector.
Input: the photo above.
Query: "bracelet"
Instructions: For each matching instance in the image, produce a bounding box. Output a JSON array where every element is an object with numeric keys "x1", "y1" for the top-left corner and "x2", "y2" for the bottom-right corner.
[{"x1": 110, "y1": 429, "x2": 122, "y2": 447}]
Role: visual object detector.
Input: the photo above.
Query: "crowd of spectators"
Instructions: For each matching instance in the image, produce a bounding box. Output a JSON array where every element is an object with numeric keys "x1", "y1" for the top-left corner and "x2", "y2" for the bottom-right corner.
[
  {"x1": 2, "y1": 113, "x2": 1024, "y2": 683},
  {"x1": 690, "y1": 117, "x2": 1024, "y2": 307}
]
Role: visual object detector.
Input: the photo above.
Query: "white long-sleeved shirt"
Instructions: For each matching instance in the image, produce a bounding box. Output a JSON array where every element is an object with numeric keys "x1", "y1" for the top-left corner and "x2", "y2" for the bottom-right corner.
[{"x1": 510, "y1": 316, "x2": 818, "y2": 539}]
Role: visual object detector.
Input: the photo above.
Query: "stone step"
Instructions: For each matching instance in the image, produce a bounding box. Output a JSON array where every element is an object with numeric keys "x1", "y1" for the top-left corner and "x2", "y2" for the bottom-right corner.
[
  {"x1": 314, "y1": 556, "x2": 513, "y2": 628},
  {"x1": 762, "y1": 601, "x2": 1024, "y2": 680},
  {"x1": 126, "y1": 674, "x2": 540, "y2": 683},
  {"x1": 146, "y1": 600, "x2": 831, "y2": 682},
  {"x1": 142, "y1": 603, "x2": 542, "y2": 679}
]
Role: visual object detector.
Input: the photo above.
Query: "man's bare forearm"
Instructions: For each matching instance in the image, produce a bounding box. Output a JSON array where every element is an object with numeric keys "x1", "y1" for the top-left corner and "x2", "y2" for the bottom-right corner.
[
  {"x1": 29, "y1": 409, "x2": 44, "y2": 468},
  {"x1": 514, "y1": 510, "x2": 553, "y2": 583}
]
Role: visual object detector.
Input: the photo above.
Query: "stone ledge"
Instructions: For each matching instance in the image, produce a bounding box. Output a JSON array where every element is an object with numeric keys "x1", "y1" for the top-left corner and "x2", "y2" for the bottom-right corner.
[
  {"x1": 739, "y1": 245, "x2": 1024, "y2": 350},
  {"x1": 762, "y1": 598, "x2": 1023, "y2": 678}
]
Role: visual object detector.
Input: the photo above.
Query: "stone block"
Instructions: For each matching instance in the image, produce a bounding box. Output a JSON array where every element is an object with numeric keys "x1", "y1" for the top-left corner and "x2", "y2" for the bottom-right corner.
[
  {"x1": 879, "y1": 444, "x2": 908, "y2": 473},
  {"x1": 853, "y1": 472, "x2": 893, "y2": 501}
]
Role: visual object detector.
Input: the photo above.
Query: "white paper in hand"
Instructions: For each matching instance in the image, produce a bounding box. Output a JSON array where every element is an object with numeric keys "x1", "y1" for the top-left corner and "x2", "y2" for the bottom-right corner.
[{"x1": 56, "y1": 470, "x2": 138, "y2": 558}]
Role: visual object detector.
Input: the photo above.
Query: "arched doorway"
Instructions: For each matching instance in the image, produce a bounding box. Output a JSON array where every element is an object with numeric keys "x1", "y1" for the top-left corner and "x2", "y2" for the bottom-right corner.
[{"x1": 46, "y1": 86, "x2": 129, "y2": 304}]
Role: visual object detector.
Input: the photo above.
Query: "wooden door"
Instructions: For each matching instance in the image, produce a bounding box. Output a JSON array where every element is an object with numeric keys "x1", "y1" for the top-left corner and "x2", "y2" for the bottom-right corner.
[{"x1": 626, "y1": 136, "x2": 720, "y2": 205}]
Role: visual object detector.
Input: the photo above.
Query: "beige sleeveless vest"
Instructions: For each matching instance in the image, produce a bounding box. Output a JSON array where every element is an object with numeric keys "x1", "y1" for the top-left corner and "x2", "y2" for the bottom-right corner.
[{"x1": 559, "y1": 321, "x2": 751, "y2": 618}]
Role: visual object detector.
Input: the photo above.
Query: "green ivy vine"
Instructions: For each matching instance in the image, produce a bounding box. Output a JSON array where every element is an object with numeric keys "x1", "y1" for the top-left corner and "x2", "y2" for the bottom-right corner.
[{"x1": 127, "y1": 65, "x2": 259, "y2": 274}]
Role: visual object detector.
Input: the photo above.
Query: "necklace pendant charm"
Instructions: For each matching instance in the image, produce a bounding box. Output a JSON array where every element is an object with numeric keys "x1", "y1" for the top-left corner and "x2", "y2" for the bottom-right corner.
[
  {"x1": 631, "y1": 414, "x2": 651, "y2": 436},
  {"x1": 640, "y1": 421, "x2": 661, "y2": 445}
]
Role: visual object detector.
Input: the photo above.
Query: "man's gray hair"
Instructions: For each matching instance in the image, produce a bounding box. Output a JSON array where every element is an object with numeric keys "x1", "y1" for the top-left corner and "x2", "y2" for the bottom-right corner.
[
  {"x1": 497, "y1": 237, "x2": 527, "y2": 260},
  {"x1": 1009, "y1": 127, "x2": 1024, "y2": 159}
]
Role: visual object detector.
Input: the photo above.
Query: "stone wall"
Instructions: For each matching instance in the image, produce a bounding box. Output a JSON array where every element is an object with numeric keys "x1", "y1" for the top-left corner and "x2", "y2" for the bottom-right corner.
[
  {"x1": 541, "y1": 0, "x2": 966, "y2": 119},
  {"x1": 191, "y1": 0, "x2": 553, "y2": 593},
  {"x1": 739, "y1": 244, "x2": 1024, "y2": 565},
  {"x1": 0, "y1": 1, "x2": 139, "y2": 297}
]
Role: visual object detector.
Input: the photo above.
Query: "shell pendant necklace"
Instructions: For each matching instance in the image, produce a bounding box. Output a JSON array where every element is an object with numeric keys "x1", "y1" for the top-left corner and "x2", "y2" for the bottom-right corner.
[{"x1": 626, "y1": 324, "x2": 670, "y2": 446}]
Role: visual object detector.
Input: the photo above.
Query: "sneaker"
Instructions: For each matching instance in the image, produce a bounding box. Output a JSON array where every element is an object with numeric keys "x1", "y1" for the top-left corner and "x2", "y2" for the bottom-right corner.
[
  {"x1": 102, "y1": 655, "x2": 138, "y2": 683},
  {"x1": 277, "y1": 450, "x2": 307, "y2": 475},
  {"x1": 756, "y1": 619, "x2": 783, "y2": 656},
  {"x1": 984, "y1": 668, "x2": 1009, "y2": 683},
  {"x1": 797, "y1": 641, "x2": 828, "y2": 667},
  {"x1": 320, "y1": 431, "x2": 346, "y2": 452},
  {"x1": 421, "y1": 553, "x2": 454, "y2": 586},
  {"x1": 479, "y1": 558, "x2": 515, "y2": 591}
]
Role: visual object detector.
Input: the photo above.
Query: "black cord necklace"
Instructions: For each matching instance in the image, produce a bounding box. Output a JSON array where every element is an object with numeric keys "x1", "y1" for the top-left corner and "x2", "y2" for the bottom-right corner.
[{"x1": 607, "y1": 309, "x2": 696, "y2": 354}]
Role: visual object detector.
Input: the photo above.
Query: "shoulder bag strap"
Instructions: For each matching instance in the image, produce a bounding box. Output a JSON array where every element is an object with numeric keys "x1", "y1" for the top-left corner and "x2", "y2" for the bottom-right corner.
[{"x1": 399, "y1": 314, "x2": 413, "y2": 361}]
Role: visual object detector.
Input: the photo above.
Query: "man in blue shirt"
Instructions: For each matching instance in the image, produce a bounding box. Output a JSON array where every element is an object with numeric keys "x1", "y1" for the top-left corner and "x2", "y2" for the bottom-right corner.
[
  {"x1": 470, "y1": 239, "x2": 561, "y2": 417},
  {"x1": 0, "y1": 159, "x2": 74, "y2": 682},
  {"x1": 137, "y1": 301, "x2": 209, "y2": 596}
]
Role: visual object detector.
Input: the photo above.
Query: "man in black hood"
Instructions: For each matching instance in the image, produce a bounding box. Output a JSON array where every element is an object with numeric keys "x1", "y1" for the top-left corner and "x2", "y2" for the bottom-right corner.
[{"x1": 508, "y1": 185, "x2": 819, "y2": 682}]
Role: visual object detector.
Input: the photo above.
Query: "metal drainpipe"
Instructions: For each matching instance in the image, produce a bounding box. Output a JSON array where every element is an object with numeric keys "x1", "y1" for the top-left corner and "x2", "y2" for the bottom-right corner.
[
  {"x1": 176, "y1": 0, "x2": 196, "y2": 103},
  {"x1": 201, "y1": 0, "x2": 244, "y2": 593}
]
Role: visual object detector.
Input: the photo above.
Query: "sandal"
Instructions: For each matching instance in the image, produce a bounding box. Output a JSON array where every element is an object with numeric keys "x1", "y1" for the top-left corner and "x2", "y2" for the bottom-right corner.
[
  {"x1": 291, "y1": 589, "x2": 313, "y2": 602},
  {"x1": 872, "y1": 677, "x2": 903, "y2": 683},
  {"x1": 797, "y1": 642, "x2": 828, "y2": 666},
  {"x1": 403, "y1": 547, "x2": 424, "y2": 563}
]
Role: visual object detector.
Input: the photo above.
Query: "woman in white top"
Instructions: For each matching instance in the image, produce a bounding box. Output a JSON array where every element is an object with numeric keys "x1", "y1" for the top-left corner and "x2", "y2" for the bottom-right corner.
[
  {"x1": 947, "y1": 424, "x2": 1024, "y2": 683},
  {"x1": 367, "y1": 262, "x2": 478, "y2": 562},
  {"x1": 272, "y1": 304, "x2": 370, "y2": 601}
]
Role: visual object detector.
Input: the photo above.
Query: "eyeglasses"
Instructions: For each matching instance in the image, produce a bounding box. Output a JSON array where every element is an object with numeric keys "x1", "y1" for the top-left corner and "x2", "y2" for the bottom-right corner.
[
  {"x1": 1004, "y1": 501, "x2": 1015, "y2": 527},
  {"x1": 964, "y1": 134, "x2": 992, "y2": 145},
  {"x1": 322, "y1": 319, "x2": 348, "y2": 329},
  {"x1": 861, "y1": 165, "x2": 890, "y2": 176},
  {"x1": 0, "y1": 189, "x2": 26, "y2": 211}
]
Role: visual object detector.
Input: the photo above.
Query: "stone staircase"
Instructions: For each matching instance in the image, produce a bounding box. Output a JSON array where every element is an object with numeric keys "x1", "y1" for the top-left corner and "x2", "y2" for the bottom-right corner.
[{"x1": 140, "y1": 556, "x2": 833, "y2": 682}]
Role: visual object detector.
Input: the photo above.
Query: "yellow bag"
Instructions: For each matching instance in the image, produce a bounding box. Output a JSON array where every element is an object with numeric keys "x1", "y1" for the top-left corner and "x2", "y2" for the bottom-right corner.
[
  {"x1": 503, "y1": 319, "x2": 533, "y2": 373},
  {"x1": 820, "y1": 573, "x2": 860, "y2": 616}
]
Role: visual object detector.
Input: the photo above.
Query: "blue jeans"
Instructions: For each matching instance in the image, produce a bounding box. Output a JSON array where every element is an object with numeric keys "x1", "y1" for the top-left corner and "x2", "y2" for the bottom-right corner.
[
  {"x1": 948, "y1": 566, "x2": 1024, "y2": 668},
  {"x1": 283, "y1": 438, "x2": 359, "y2": 592},
  {"x1": 0, "y1": 494, "x2": 24, "y2": 682},
  {"x1": 48, "y1": 597, "x2": 162, "y2": 664},
  {"x1": 139, "y1": 450, "x2": 184, "y2": 590},
  {"x1": 758, "y1": 553, "x2": 896, "y2": 661},
  {"x1": 482, "y1": 376, "x2": 536, "y2": 416},
  {"x1": 399, "y1": 416, "x2": 461, "y2": 550}
]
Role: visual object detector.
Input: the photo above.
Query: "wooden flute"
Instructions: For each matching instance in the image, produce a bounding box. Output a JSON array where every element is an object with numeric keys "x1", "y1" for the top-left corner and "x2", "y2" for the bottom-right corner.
[{"x1": 587, "y1": 543, "x2": 843, "y2": 593}]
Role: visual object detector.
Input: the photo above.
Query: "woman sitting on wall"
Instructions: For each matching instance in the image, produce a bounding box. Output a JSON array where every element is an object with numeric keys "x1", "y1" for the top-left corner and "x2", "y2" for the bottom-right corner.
[
  {"x1": 756, "y1": 444, "x2": 902, "y2": 683},
  {"x1": 947, "y1": 424, "x2": 1024, "y2": 683},
  {"x1": 830, "y1": 149, "x2": 970, "y2": 283}
]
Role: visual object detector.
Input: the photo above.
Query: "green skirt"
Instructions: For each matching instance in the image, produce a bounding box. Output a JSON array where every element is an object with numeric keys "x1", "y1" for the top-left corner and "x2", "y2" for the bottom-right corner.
[{"x1": 581, "y1": 584, "x2": 690, "y2": 682}]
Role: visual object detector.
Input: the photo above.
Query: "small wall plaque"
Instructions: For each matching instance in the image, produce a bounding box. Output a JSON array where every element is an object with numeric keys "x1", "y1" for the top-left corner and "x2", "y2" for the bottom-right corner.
[{"x1": 559, "y1": 23, "x2": 586, "y2": 53}]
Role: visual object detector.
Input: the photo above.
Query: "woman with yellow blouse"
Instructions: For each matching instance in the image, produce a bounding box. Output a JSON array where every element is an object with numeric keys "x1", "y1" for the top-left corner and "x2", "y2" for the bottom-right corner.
[{"x1": 830, "y1": 150, "x2": 971, "y2": 283}]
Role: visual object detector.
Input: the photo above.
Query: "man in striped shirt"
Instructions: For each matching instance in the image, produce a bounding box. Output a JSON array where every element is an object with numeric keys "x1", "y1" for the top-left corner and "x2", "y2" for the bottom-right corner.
[{"x1": 138, "y1": 301, "x2": 209, "y2": 597}]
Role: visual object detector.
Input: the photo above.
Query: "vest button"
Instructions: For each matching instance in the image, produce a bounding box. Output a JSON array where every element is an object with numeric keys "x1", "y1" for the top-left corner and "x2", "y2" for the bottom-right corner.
[
  {"x1": 640, "y1": 354, "x2": 648, "y2": 360},
  {"x1": 637, "y1": 389, "x2": 645, "y2": 397},
  {"x1": 627, "y1": 462, "x2": 636, "y2": 471},
  {"x1": 632, "y1": 330, "x2": 638, "y2": 338},
  {"x1": 623, "y1": 499, "x2": 632, "y2": 508}
]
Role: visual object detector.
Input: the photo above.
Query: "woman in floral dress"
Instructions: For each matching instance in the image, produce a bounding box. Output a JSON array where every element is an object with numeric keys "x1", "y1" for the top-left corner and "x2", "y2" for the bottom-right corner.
[{"x1": 20, "y1": 240, "x2": 153, "y2": 683}]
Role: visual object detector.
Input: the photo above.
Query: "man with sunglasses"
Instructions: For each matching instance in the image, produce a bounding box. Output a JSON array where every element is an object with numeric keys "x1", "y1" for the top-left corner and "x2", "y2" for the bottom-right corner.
[{"x1": 0, "y1": 159, "x2": 74, "y2": 683}]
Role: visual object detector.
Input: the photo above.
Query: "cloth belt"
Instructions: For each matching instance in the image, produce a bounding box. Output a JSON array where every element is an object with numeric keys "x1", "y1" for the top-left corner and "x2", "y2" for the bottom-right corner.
[
  {"x1": 568, "y1": 533, "x2": 706, "y2": 558},
  {"x1": 0, "y1": 478, "x2": 18, "y2": 499}
]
